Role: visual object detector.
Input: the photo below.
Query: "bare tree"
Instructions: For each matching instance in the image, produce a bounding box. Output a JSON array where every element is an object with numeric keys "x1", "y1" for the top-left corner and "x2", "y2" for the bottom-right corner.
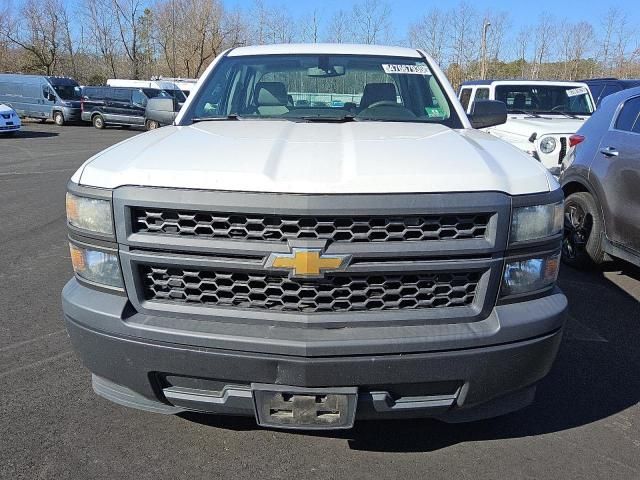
[
  {"x1": 408, "y1": 8, "x2": 446, "y2": 64},
  {"x1": 326, "y1": 9, "x2": 350, "y2": 43},
  {"x1": 515, "y1": 26, "x2": 530, "y2": 78},
  {"x1": 300, "y1": 9, "x2": 321, "y2": 44},
  {"x1": 85, "y1": 0, "x2": 120, "y2": 78},
  {"x1": 349, "y1": 0, "x2": 392, "y2": 45},
  {"x1": 530, "y1": 14, "x2": 554, "y2": 79},
  {"x1": 112, "y1": 0, "x2": 145, "y2": 79},
  {"x1": 448, "y1": 1, "x2": 477, "y2": 87},
  {"x1": 6, "y1": 0, "x2": 63, "y2": 75}
]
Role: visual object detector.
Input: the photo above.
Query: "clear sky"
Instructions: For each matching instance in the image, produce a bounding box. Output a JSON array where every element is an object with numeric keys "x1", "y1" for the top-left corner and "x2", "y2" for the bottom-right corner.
[{"x1": 226, "y1": 0, "x2": 638, "y2": 42}]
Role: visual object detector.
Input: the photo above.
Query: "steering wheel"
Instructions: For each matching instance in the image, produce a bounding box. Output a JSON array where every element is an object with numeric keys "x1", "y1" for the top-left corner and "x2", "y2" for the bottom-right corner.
[{"x1": 365, "y1": 100, "x2": 404, "y2": 109}]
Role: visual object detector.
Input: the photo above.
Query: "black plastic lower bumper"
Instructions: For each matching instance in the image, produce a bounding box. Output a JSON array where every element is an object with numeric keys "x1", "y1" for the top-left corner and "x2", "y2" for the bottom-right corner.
[{"x1": 65, "y1": 313, "x2": 564, "y2": 425}]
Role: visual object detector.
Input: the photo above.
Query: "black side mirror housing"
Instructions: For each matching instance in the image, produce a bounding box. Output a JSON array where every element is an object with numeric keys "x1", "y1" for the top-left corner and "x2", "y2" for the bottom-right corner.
[{"x1": 468, "y1": 99, "x2": 507, "y2": 129}]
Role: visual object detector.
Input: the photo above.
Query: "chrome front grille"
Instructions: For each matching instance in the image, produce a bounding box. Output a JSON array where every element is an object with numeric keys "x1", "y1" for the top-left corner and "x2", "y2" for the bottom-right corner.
[
  {"x1": 140, "y1": 265, "x2": 482, "y2": 313},
  {"x1": 132, "y1": 208, "x2": 491, "y2": 243}
]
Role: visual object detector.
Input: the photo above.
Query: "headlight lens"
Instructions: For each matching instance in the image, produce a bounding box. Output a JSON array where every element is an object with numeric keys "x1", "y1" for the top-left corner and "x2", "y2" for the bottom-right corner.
[
  {"x1": 66, "y1": 193, "x2": 113, "y2": 235},
  {"x1": 511, "y1": 202, "x2": 563, "y2": 243},
  {"x1": 69, "y1": 243, "x2": 123, "y2": 288},
  {"x1": 539, "y1": 136, "x2": 557, "y2": 154},
  {"x1": 502, "y1": 253, "x2": 560, "y2": 296}
]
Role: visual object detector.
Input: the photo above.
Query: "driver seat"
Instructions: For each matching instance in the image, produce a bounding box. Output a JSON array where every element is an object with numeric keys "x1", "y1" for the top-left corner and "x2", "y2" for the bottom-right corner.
[{"x1": 359, "y1": 83, "x2": 397, "y2": 110}]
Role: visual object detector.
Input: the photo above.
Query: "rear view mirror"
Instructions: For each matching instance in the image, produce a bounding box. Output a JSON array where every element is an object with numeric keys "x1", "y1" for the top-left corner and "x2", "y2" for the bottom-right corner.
[
  {"x1": 307, "y1": 65, "x2": 345, "y2": 78},
  {"x1": 468, "y1": 100, "x2": 507, "y2": 129}
]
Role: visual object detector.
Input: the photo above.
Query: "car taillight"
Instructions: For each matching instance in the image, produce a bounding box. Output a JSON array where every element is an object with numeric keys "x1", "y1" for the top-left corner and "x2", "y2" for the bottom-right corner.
[{"x1": 569, "y1": 134, "x2": 585, "y2": 147}]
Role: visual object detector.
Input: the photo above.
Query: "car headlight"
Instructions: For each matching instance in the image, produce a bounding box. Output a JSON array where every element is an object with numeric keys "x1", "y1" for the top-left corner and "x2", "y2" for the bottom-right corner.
[
  {"x1": 501, "y1": 252, "x2": 560, "y2": 296},
  {"x1": 69, "y1": 243, "x2": 123, "y2": 288},
  {"x1": 66, "y1": 192, "x2": 113, "y2": 235},
  {"x1": 539, "y1": 136, "x2": 557, "y2": 154},
  {"x1": 511, "y1": 202, "x2": 563, "y2": 243}
]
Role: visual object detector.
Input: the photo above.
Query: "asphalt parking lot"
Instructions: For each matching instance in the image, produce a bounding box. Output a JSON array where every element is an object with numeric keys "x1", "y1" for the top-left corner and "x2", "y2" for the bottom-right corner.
[{"x1": 1, "y1": 122, "x2": 639, "y2": 479}]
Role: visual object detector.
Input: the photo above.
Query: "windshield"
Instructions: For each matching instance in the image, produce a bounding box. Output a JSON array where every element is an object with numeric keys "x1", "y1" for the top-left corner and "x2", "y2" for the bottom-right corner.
[
  {"x1": 495, "y1": 85, "x2": 594, "y2": 116},
  {"x1": 164, "y1": 88, "x2": 186, "y2": 103},
  {"x1": 182, "y1": 54, "x2": 460, "y2": 126},
  {"x1": 143, "y1": 88, "x2": 172, "y2": 99},
  {"x1": 53, "y1": 85, "x2": 81, "y2": 100}
]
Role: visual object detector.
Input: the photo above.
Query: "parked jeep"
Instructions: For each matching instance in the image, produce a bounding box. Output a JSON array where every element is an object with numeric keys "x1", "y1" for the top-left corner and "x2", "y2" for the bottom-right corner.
[
  {"x1": 561, "y1": 86, "x2": 640, "y2": 269},
  {"x1": 63, "y1": 44, "x2": 567, "y2": 430},
  {"x1": 459, "y1": 80, "x2": 596, "y2": 174}
]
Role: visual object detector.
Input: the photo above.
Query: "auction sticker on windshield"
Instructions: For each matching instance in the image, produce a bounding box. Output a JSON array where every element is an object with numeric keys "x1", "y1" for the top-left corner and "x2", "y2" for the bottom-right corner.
[
  {"x1": 566, "y1": 87, "x2": 588, "y2": 97},
  {"x1": 382, "y1": 64, "x2": 430, "y2": 75}
]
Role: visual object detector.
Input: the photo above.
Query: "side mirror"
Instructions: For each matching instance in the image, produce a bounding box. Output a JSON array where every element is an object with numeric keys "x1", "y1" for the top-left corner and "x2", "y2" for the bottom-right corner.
[{"x1": 468, "y1": 100, "x2": 507, "y2": 129}]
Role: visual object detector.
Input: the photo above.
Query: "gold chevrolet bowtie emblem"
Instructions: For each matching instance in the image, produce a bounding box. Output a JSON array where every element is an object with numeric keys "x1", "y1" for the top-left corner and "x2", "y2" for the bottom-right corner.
[{"x1": 266, "y1": 249, "x2": 350, "y2": 278}]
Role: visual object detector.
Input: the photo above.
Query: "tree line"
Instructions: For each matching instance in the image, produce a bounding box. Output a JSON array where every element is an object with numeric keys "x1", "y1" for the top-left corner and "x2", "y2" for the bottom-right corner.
[{"x1": 0, "y1": 0, "x2": 638, "y2": 88}]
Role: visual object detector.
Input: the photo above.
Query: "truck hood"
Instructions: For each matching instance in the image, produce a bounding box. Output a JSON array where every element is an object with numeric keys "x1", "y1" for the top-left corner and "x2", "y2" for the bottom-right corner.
[
  {"x1": 75, "y1": 121, "x2": 555, "y2": 195},
  {"x1": 0, "y1": 103, "x2": 15, "y2": 114},
  {"x1": 494, "y1": 116, "x2": 588, "y2": 138}
]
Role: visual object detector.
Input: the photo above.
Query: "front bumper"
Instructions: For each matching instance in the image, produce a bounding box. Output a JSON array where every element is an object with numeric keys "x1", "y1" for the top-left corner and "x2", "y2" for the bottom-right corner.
[{"x1": 63, "y1": 279, "x2": 567, "y2": 425}]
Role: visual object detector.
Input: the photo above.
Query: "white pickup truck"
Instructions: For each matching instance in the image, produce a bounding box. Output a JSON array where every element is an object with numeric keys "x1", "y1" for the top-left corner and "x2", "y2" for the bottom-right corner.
[
  {"x1": 62, "y1": 44, "x2": 567, "y2": 430},
  {"x1": 459, "y1": 80, "x2": 596, "y2": 174}
]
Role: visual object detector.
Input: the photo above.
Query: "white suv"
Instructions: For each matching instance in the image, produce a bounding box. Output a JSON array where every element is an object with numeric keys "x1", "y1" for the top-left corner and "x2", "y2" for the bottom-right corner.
[
  {"x1": 62, "y1": 44, "x2": 567, "y2": 430},
  {"x1": 459, "y1": 80, "x2": 596, "y2": 174}
]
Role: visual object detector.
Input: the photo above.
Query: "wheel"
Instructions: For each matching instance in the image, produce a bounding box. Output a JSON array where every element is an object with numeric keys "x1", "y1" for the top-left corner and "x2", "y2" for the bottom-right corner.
[
  {"x1": 92, "y1": 114, "x2": 105, "y2": 129},
  {"x1": 145, "y1": 119, "x2": 160, "y2": 130},
  {"x1": 562, "y1": 191, "x2": 606, "y2": 269},
  {"x1": 53, "y1": 111, "x2": 65, "y2": 126}
]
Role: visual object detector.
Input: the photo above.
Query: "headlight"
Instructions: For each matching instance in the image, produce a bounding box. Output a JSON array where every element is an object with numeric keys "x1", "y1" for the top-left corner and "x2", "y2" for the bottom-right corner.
[
  {"x1": 69, "y1": 243, "x2": 123, "y2": 288},
  {"x1": 66, "y1": 192, "x2": 113, "y2": 235},
  {"x1": 511, "y1": 202, "x2": 563, "y2": 243},
  {"x1": 539, "y1": 136, "x2": 557, "y2": 154},
  {"x1": 502, "y1": 252, "x2": 560, "y2": 296}
]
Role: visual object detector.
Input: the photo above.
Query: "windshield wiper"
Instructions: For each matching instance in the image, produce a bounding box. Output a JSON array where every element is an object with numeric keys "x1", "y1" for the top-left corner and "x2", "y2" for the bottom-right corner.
[
  {"x1": 296, "y1": 114, "x2": 357, "y2": 123},
  {"x1": 508, "y1": 109, "x2": 542, "y2": 118},
  {"x1": 542, "y1": 110, "x2": 581, "y2": 119},
  {"x1": 190, "y1": 114, "x2": 243, "y2": 123}
]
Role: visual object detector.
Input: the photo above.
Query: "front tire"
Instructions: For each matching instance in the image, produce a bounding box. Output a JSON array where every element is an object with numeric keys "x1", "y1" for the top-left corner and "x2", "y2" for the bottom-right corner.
[
  {"x1": 53, "y1": 111, "x2": 65, "y2": 126},
  {"x1": 92, "y1": 114, "x2": 105, "y2": 129},
  {"x1": 562, "y1": 191, "x2": 606, "y2": 269}
]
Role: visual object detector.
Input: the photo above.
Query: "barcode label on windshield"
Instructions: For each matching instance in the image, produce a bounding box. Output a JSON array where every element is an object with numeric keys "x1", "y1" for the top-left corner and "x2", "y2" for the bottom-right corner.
[
  {"x1": 382, "y1": 64, "x2": 430, "y2": 75},
  {"x1": 566, "y1": 87, "x2": 588, "y2": 97}
]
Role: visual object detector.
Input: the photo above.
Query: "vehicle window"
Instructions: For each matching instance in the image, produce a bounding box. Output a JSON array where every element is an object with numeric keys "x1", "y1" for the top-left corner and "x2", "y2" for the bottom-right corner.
[
  {"x1": 143, "y1": 88, "x2": 171, "y2": 99},
  {"x1": 600, "y1": 83, "x2": 622, "y2": 100},
  {"x1": 495, "y1": 84, "x2": 594, "y2": 115},
  {"x1": 42, "y1": 85, "x2": 53, "y2": 100},
  {"x1": 52, "y1": 85, "x2": 81, "y2": 100},
  {"x1": 132, "y1": 90, "x2": 147, "y2": 107},
  {"x1": 184, "y1": 54, "x2": 461, "y2": 127},
  {"x1": 475, "y1": 88, "x2": 490, "y2": 101},
  {"x1": 109, "y1": 88, "x2": 131, "y2": 101},
  {"x1": 459, "y1": 88, "x2": 472, "y2": 110},
  {"x1": 615, "y1": 96, "x2": 640, "y2": 132},
  {"x1": 164, "y1": 89, "x2": 186, "y2": 102}
]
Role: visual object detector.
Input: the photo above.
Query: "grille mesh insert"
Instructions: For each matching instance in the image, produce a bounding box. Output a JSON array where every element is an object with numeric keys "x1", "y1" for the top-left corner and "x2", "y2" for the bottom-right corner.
[
  {"x1": 141, "y1": 266, "x2": 482, "y2": 313},
  {"x1": 133, "y1": 209, "x2": 490, "y2": 243}
]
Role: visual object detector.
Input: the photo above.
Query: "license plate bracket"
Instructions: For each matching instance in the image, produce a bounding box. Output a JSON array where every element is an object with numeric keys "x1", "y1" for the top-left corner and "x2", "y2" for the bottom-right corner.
[{"x1": 252, "y1": 384, "x2": 357, "y2": 430}]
